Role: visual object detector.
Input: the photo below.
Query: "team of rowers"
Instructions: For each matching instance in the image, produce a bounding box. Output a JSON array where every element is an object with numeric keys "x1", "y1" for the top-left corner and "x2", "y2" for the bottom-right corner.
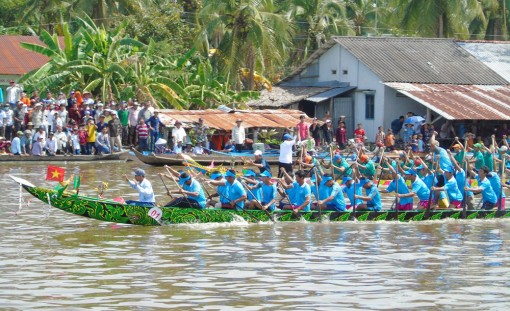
[{"x1": 123, "y1": 131, "x2": 509, "y2": 212}]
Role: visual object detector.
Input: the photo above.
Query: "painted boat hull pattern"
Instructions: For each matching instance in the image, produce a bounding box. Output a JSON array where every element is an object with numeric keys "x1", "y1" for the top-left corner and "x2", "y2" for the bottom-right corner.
[{"x1": 22, "y1": 184, "x2": 510, "y2": 226}]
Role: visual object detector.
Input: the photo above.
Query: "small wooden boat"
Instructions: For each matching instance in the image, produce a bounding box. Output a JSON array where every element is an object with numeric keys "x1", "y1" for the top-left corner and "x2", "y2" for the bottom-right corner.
[
  {"x1": 11, "y1": 176, "x2": 509, "y2": 226},
  {"x1": 130, "y1": 148, "x2": 282, "y2": 166},
  {"x1": 0, "y1": 151, "x2": 129, "y2": 162}
]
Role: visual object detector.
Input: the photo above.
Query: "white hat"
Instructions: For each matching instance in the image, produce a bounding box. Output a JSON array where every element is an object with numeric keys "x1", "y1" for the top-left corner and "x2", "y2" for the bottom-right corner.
[
  {"x1": 254, "y1": 150, "x2": 262, "y2": 156},
  {"x1": 500, "y1": 146, "x2": 508, "y2": 152}
]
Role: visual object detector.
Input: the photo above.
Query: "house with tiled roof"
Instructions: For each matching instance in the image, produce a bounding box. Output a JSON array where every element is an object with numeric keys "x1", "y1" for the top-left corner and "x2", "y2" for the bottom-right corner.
[
  {"x1": 248, "y1": 36, "x2": 510, "y2": 141},
  {"x1": 0, "y1": 36, "x2": 65, "y2": 93}
]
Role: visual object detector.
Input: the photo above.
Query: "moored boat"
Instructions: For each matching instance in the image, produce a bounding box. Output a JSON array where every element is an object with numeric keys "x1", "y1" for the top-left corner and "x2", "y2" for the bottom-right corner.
[
  {"x1": 0, "y1": 151, "x2": 129, "y2": 162},
  {"x1": 11, "y1": 176, "x2": 510, "y2": 226},
  {"x1": 130, "y1": 147, "x2": 282, "y2": 166}
]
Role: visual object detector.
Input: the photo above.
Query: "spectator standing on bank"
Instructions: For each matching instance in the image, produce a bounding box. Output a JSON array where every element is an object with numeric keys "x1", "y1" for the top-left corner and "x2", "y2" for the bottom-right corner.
[
  {"x1": 391, "y1": 116, "x2": 405, "y2": 138},
  {"x1": 296, "y1": 115, "x2": 310, "y2": 142},
  {"x1": 321, "y1": 120, "x2": 333, "y2": 145},
  {"x1": 232, "y1": 118, "x2": 245, "y2": 151},
  {"x1": 309, "y1": 117, "x2": 321, "y2": 146}
]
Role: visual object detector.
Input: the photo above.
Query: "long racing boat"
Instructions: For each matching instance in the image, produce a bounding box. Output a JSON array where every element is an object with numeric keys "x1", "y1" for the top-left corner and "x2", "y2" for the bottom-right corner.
[{"x1": 11, "y1": 176, "x2": 509, "y2": 226}]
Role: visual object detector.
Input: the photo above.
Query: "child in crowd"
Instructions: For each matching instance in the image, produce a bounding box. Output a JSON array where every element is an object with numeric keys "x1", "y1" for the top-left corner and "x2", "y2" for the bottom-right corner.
[
  {"x1": 417, "y1": 134, "x2": 425, "y2": 152},
  {"x1": 385, "y1": 128, "x2": 395, "y2": 151},
  {"x1": 410, "y1": 134, "x2": 418, "y2": 152},
  {"x1": 70, "y1": 128, "x2": 81, "y2": 155},
  {"x1": 78, "y1": 126, "x2": 88, "y2": 154},
  {"x1": 403, "y1": 123, "x2": 414, "y2": 147}
]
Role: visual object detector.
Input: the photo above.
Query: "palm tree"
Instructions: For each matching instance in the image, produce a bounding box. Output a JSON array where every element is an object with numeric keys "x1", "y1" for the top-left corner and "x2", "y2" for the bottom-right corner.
[
  {"x1": 289, "y1": 0, "x2": 350, "y2": 62},
  {"x1": 398, "y1": 0, "x2": 485, "y2": 38},
  {"x1": 19, "y1": 0, "x2": 75, "y2": 34},
  {"x1": 197, "y1": 0, "x2": 293, "y2": 90}
]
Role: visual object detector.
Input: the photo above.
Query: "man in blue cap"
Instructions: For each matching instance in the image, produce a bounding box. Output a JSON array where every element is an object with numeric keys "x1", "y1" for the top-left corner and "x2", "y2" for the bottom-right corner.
[
  {"x1": 316, "y1": 174, "x2": 347, "y2": 211},
  {"x1": 321, "y1": 154, "x2": 352, "y2": 177},
  {"x1": 278, "y1": 133, "x2": 295, "y2": 177},
  {"x1": 355, "y1": 178, "x2": 382, "y2": 211},
  {"x1": 205, "y1": 171, "x2": 229, "y2": 208},
  {"x1": 466, "y1": 165, "x2": 498, "y2": 210},
  {"x1": 342, "y1": 176, "x2": 363, "y2": 209},
  {"x1": 380, "y1": 161, "x2": 413, "y2": 210},
  {"x1": 240, "y1": 169, "x2": 262, "y2": 209},
  {"x1": 397, "y1": 169, "x2": 431, "y2": 209},
  {"x1": 161, "y1": 170, "x2": 207, "y2": 209},
  {"x1": 280, "y1": 170, "x2": 312, "y2": 212},
  {"x1": 123, "y1": 168, "x2": 155, "y2": 206},
  {"x1": 222, "y1": 169, "x2": 247, "y2": 211},
  {"x1": 259, "y1": 170, "x2": 277, "y2": 211},
  {"x1": 431, "y1": 166, "x2": 463, "y2": 209}
]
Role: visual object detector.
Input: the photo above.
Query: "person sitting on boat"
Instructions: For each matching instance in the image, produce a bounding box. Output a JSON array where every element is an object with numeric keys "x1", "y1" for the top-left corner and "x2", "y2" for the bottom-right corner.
[
  {"x1": 32, "y1": 136, "x2": 44, "y2": 156},
  {"x1": 355, "y1": 178, "x2": 382, "y2": 211},
  {"x1": 95, "y1": 127, "x2": 111, "y2": 155},
  {"x1": 447, "y1": 149, "x2": 474, "y2": 209},
  {"x1": 342, "y1": 176, "x2": 363, "y2": 209},
  {"x1": 321, "y1": 154, "x2": 352, "y2": 178},
  {"x1": 9, "y1": 131, "x2": 23, "y2": 155},
  {"x1": 222, "y1": 169, "x2": 247, "y2": 211},
  {"x1": 173, "y1": 140, "x2": 183, "y2": 154},
  {"x1": 278, "y1": 168, "x2": 296, "y2": 209},
  {"x1": 161, "y1": 171, "x2": 207, "y2": 209},
  {"x1": 357, "y1": 154, "x2": 376, "y2": 180},
  {"x1": 259, "y1": 170, "x2": 277, "y2": 211},
  {"x1": 193, "y1": 141, "x2": 205, "y2": 155},
  {"x1": 398, "y1": 169, "x2": 431, "y2": 209},
  {"x1": 487, "y1": 169, "x2": 505, "y2": 210},
  {"x1": 240, "y1": 170, "x2": 263, "y2": 210},
  {"x1": 380, "y1": 162, "x2": 413, "y2": 210},
  {"x1": 205, "y1": 171, "x2": 229, "y2": 208},
  {"x1": 45, "y1": 132, "x2": 57, "y2": 156},
  {"x1": 124, "y1": 168, "x2": 155, "y2": 207},
  {"x1": 466, "y1": 165, "x2": 498, "y2": 210},
  {"x1": 279, "y1": 170, "x2": 312, "y2": 212},
  {"x1": 222, "y1": 139, "x2": 235, "y2": 153},
  {"x1": 431, "y1": 167, "x2": 463, "y2": 209},
  {"x1": 248, "y1": 149, "x2": 271, "y2": 174},
  {"x1": 20, "y1": 130, "x2": 32, "y2": 155},
  {"x1": 316, "y1": 174, "x2": 347, "y2": 211}
]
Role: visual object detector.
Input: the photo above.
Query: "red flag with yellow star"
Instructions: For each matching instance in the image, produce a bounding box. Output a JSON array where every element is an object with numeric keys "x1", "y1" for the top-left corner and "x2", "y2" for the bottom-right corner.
[{"x1": 46, "y1": 165, "x2": 65, "y2": 182}]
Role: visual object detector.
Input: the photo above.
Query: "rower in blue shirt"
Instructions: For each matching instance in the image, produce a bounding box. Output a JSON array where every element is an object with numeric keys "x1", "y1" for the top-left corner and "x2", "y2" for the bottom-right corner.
[
  {"x1": 241, "y1": 169, "x2": 263, "y2": 209},
  {"x1": 467, "y1": 166, "x2": 498, "y2": 210},
  {"x1": 224, "y1": 169, "x2": 247, "y2": 211},
  {"x1": 398, "y1": 169, "x2": 431, "y2": 209},
  {"x1": 342, "y1": 176, "x2": 363, "y2": 209},
  {"x1": 206, "y1": 171, "x2": 229, "y2": 208},
  {"x1": 162, "y1": 171, "x2": 207, "y2": 209},
  {"x1": 430, "y1": 132, "x2": 453, "y2": 171},
  {"x1": 259, "y1": 170, "x2": 278, "y2": 211},
  {"x1": 380, "y1": 159, "x2": 413, "y2": 210},
  {"x1": 280, "y1": 170, "x2": 312, "y2": 212},
  {"x1": 316, "y1": 174, "x2": 347, "y2": 211},
  {"x1": 355, "y1": 178, "x2": 382, "y2": 211},
  {"x1": 431, "y1": 167, "x2": 463, "y2": 209}
]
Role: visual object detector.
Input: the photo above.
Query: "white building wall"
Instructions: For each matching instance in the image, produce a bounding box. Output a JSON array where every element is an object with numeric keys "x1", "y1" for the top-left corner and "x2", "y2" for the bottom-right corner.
[
  {"x1": 318, "y1": 44, "x2": 341, "y2": 82},
  {"x1": 383, "y1": 87, "x2": 428, "y2": 130}
]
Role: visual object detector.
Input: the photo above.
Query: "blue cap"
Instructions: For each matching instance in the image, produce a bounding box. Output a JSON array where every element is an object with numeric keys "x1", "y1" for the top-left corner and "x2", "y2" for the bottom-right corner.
[
  {"x1": 283, "y1": 133, "x2": 292, "y2": 141},
  {"x1": 321, "y1": 175, "x2": 333, "y2": 185},
  {"x1": 260, "y1": 171, "x2": 272, "y2": 178},
  {"x1": 404, "y1": 169, "x2": 416, "y2": 175},
  {"x1": 178, "y1": 175, "x2": 191, "y2": 185},
  {"x1": 343, "y1": 176, "x2": 352, "y2": 183},
  {"x1": 210, "y1": 172, "x2": 224, "y2": 180},
  {"x1": 133, "y1": 168, "x2": 145, "y2": 176},
  {"x1": 333, "y1": 154, "x2": 341, "y2": 162},
  {"x1": 244, "y1": 170, "x2": 256, "y2": 177},
  {"x1": 358, "y1": 178, "x2": 369, "y2": 187},
  {"x1": 443, "y1": 167, "x2": 453, "y2": 174},
  {"x1": 225, "y1": 170, "x2": 237, "y2": 178}
]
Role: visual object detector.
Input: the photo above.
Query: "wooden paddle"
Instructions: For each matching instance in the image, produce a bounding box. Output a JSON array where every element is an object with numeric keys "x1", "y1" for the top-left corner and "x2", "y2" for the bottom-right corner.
[
  {"x1": 239, "y1": 179, "x2": 274, "y2": 222},
  {"x1": 498, "y1": 154, "x2": 506, "y2": 212},
  {"x1": 425, "y1": 156, "x2": 439, "y2": 218},
  {"x1": 460, "y1": 139, "x2": 469, "y2": 218},
  {"x1": 164, "y1": 166, "x2": 194, "y2": 207},
  {"x1": 159, "y1": 173, "x2": 172, "y2": 198},
  {"x1": 314, "y1": 170, "x2": 322, "y2": 222}
]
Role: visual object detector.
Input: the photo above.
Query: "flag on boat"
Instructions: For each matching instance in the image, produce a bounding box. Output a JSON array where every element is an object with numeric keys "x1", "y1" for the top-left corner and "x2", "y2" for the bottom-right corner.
[{"x1": 46, "y1": 165, "x2": 65, "y2": 182}]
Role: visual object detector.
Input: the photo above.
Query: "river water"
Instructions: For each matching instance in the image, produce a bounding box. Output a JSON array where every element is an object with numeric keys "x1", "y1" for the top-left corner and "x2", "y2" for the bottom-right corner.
[{"x1": 1, "y1": 161, "x2": 510, "y2": 310}]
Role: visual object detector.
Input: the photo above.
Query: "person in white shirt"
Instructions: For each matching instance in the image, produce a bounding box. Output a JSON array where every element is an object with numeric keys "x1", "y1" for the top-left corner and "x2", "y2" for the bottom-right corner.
[
  {"x1": 32, "y1": 136, "x2": 44, "y2": 156},
  {"x1": 193, "y1": 141, "x2": 204, "y2": 155},
  {"x1": 128, "y1": 102, "x2": 140, "y2": 145},
  {"x1": 54, "y1": 126, "x2": 68, "y2": 154},
  {"x1": 70, "y1": 128, "x2": 81, "y2": 155},
  {"x1": 6, "y1": 80, "x2": 21, "y2": 108},
  {"x1": 45, "y1": 132, "x2": 57, "y2": 156},
  {"x1": 33, "y1": 126, "x2": 47, "y2": 145},
  {"x1": 278, "y1": 133, "x2": 296, "y2": 177},
  {"x1": 0, "y1": 108, "x2": 6, "y2": 138},
  {"x1": 95, "y1": 127, "x2": 111, "y2": 154},
  {"x1": 232, "y1": 118, "x2": 245, "y2": 151},
  {"x1": 172, "y1": 121, "x2": 186, "y2": 147}
]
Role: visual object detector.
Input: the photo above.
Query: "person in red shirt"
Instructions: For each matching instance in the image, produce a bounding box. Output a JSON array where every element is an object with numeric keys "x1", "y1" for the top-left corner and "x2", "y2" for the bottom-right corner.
[
  {"x1": 354, "y1": 123, "x2": 366, "y2": 144},
  {"x1": 296, "y1": 115, "x2": 309, "y2": 142}
]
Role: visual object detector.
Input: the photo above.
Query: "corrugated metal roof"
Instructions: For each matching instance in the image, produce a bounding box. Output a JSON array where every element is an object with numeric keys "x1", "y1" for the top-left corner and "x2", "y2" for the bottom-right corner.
[
  {"x1": 158, "y1": 109, "x2": 312, "y2": 130},
  {"x1": 385, "y1": 83, "x2": 510, "y2": 120},
  {"x1": 247, "y1": 86, "x2": 330, "y2": 108},
  {"x1": 457, "y1": 41, "x2": 510, "y2": 83},
  {"x1": 0, "y1": 36, "x2": 65, "y2": 75},
  {"x1": 284, "y1": 37, "x2": 508, "y2": 85},
  {"x1": 306, "y1": 86, "x2": 356, "y2": 102}
]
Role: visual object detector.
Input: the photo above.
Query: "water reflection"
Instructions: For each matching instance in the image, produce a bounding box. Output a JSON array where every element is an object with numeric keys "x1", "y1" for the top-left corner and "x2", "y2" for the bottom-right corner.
[{"x1": 1, "y1": 162, "x2": 510, "y2": 309}]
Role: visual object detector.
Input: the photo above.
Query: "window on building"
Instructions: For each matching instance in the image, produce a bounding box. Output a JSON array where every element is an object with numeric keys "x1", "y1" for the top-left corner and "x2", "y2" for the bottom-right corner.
[{"x1": 365, "y1": 94, "x2": 374, "y2": 119}]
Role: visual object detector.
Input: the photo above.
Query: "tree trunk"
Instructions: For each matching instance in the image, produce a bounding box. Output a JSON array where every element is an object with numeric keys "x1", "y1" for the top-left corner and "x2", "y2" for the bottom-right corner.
[{"x1": 438, "y1": 14, "x2": 444, "y2": 38}]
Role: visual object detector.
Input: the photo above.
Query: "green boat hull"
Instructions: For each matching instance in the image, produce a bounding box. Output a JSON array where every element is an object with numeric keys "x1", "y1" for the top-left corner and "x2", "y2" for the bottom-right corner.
[{"x1": 21, "y1": 184, "x2": 510, "y2": 226}]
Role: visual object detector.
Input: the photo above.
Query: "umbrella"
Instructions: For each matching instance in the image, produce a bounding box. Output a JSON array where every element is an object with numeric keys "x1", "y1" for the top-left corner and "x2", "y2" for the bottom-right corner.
[{"x1": 404, "y1": 116, "x2": 425, "y2": 125}]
